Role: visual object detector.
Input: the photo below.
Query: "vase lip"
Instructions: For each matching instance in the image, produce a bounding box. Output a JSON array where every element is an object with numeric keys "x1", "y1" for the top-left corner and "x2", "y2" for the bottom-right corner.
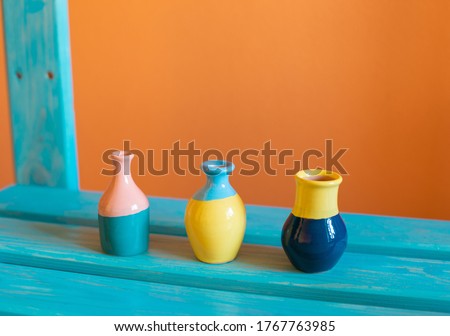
[
  {"x1": 201, "y1": 160, "x2": 235, "y2": 176},
  {"x1": 295, "y1": 169, "x2": 342, "y2": 186},
  {"x1": 110, "y1": 150, "x2": 134, "y2": 161}
]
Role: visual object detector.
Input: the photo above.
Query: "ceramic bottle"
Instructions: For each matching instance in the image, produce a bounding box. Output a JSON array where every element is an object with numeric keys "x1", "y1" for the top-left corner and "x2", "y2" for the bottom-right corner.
[
  {"x1": 185, "y1": 160, "x2": 246, "y2": 264},
  {"x1": 282, "y1": 169, "x2": 347, "y2": 273},
  {"x1": 98, "y1": 151, "x2": 149, "y2": 256}
]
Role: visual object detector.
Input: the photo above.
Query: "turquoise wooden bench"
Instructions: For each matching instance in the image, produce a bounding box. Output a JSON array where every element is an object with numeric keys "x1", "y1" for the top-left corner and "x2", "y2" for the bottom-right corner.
[{"x1": 1, "y1": 0, "x2": 449, "y2": 316}]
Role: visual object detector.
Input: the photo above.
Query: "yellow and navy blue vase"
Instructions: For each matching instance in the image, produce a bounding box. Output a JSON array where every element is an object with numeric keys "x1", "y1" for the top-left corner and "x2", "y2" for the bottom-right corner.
[
  {"x1": 98, "y1": 151, "x2": 150, "y2": 256},
  {"x1": 282, "y1": 169, "x2": 347, "y2": 273},
  {"x1": 185, "y1": 160, "x2": 246, "y2": 264}
]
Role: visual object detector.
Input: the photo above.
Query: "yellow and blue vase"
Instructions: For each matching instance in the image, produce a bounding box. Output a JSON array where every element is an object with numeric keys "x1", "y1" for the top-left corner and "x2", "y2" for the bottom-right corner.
[
  {"x1": 185, "y1": 160, "x2": 246, "y2": 264},
  {"x1": 98, "y1": 151, "x2": 150, "y2": 256},
  {"x1": 282, "y1": 169, "x2": 347, "y2": 273}
]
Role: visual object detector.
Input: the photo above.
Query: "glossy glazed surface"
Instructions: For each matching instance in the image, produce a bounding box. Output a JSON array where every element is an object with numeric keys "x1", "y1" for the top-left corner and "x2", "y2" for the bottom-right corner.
[
  {"x1": 99, "y1": 207, "x2": 150, "y2": 256},
  {"x1": 98, "y1": 151, "x2": 150, "y2": 256},
  {"x1": 98, "y1": 151, "x2": 149, "y2": 217},
  {"x1": 282, "y1": 213, "x2": 347, "y2": 273},
  {"x1": 282, "y1": 170, "x2": 347, "y2": 272},
  {"x1": 185, "y1": 194, "x2": 246, "y2": 264},
  {"x1": 293, "y1": 169, "x2": 342, "y2": 220},
  {"x1": 281, "y1": 214, "x2": 347, "y2": 273},
  {"x1": 186, "y1": 160, "x2": 246, "y2": 264},
  {"x1": 192, "y1": 160, "x2": 236, "y2": 201}
]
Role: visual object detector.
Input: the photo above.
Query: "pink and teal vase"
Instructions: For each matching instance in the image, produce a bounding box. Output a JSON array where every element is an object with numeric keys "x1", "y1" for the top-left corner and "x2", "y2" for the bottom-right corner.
[
  {"x1": 282, "y1": 170, "x2": 347, "y2": 273},
  {"x1": 98, "y1": 151, "x2": 150, "y2": 256}
]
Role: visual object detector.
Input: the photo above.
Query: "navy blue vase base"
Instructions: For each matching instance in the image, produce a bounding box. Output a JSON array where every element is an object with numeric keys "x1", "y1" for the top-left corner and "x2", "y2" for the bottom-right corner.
[
  {"x1": 281, "y1": 213, "x2": 347, "y2": 273},
  {"x1": 98, "y1": 207, "x2": 150, "y2": 257}
]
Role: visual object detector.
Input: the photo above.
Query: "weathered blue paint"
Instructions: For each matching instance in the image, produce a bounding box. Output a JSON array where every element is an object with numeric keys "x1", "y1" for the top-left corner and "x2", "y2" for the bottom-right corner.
[
  {"x1": 193, "y1": 160, "x2": 236, "y2": 201},
  {"x1": 1, "y1": 216, "x2": 450, "y2": 314},
  {"x1": 282, "y1": 213, "x2": 348, "y2": 273},
  {"x1": 2, "y1": 0, "x2": 78, "y2": 189},
  {"x1": 1, "y1": 0, "x2": 448, "y2": 318},
  {"x1": 0, "y1": 185, "x2": 449, "y2": 261},
  {"x1": 98, "y1": 208, "x2": 150, "y2": 256},
  {"x1": 2, "y1": 263, "x2": 441, "y2": 316}
]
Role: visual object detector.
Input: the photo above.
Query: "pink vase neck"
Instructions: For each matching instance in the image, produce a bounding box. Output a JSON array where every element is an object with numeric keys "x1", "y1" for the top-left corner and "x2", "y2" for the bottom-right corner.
[
  {"x1": 110, "y1": 151, "x2": 135, "y2": 185},
  {"x1": 98, "y1": 151, "x2": 149, "y2": 217}
]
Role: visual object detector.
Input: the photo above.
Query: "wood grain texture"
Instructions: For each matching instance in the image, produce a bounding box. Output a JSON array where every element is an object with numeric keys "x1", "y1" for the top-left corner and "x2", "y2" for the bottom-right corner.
[
  {"x1": 0, "y1": 185, "x2": 449, "y2": 260},
  {"x1": 2, "y1": 0, "x2": 78, "y2": 189},
  {"x1": 1, "y1": 263, "x2": 440, "y2": 316},
  {"x1": 0, "y1": 216, "x2": 449, "y2": 314}
]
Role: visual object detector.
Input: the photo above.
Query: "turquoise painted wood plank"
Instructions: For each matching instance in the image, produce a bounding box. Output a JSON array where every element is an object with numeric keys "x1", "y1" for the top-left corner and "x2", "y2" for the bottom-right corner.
[
  {"x1": 0, "y1": 185, "x2": 449, "y2": 260},
  {"x1": 1, "y1": 263, "x2": 439, "y2": 316},
  {"x1": 0, "y1": 217, "x2": 449, "y2": 314},
  {"x1": 2, "y1": 0, "x2": 78, "y2": 189}
]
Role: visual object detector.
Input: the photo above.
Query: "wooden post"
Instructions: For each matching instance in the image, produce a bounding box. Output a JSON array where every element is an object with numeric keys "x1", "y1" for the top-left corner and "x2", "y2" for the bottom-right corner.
[{"x1": 2, "y1": 0, "x2": 78, "y2": 189}]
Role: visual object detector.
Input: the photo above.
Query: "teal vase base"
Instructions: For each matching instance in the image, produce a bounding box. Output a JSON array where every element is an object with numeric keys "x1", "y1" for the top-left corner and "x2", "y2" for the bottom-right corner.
[
  {"x1": 281, "y1": 213, "x2": 347, "y2": 273},
  {"x1": 98, "y1": 207, "x2": 150, "y2": 257}
]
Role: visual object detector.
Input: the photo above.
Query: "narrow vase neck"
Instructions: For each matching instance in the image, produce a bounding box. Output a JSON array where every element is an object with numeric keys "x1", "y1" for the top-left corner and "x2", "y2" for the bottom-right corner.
[
  {"x1": 109, "y1": 152, "x2": 137, "y2": 189},
  {"x1": 193, "y1": 174, "x2": 236, "y2": 201},
  {"x1": 98, "y1": 151, "x2": 149, "y2": 217},
  {"x1": 292, "y1": 170, "x2": 342, "y2": 220},
  {"x1": 193, "y1": 160, "x2": 236, "y2": 201}
]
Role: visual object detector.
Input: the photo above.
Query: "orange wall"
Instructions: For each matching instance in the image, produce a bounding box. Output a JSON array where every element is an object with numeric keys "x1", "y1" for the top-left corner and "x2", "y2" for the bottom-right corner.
[{"x1": 1, "y1": 0, "x2": 450, "y2": 220}]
